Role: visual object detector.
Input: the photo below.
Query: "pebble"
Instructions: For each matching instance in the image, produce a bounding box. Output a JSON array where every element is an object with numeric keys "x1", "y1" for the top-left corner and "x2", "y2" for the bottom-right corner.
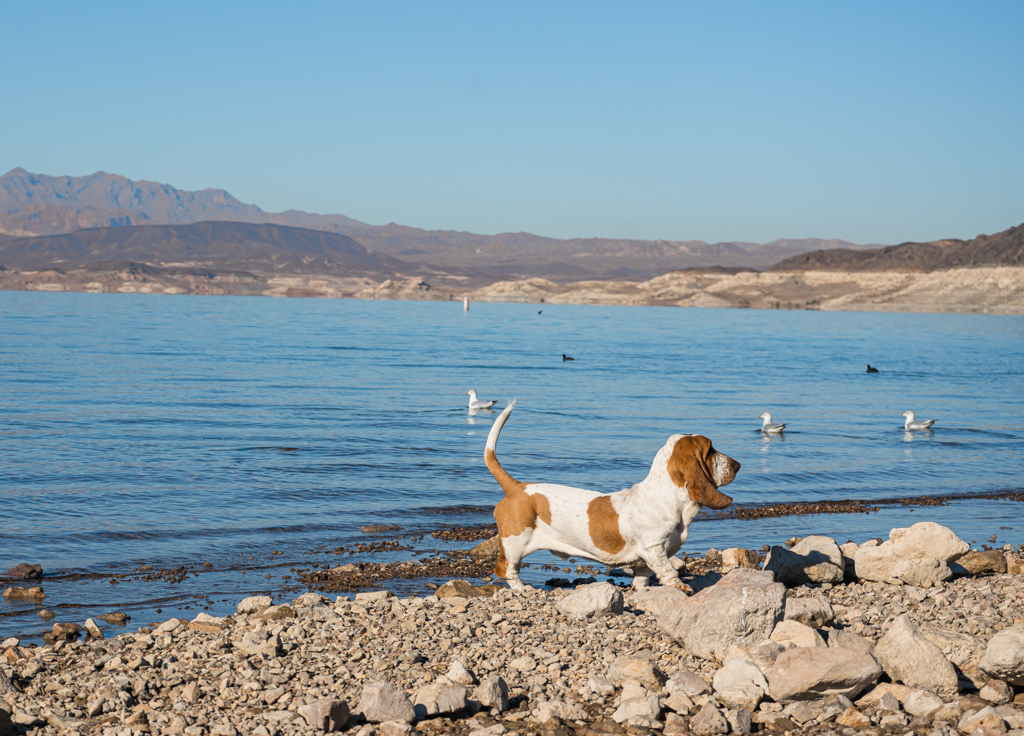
[{"x1": 4, "y1": 522, "x2": 1024, "y2": 736}]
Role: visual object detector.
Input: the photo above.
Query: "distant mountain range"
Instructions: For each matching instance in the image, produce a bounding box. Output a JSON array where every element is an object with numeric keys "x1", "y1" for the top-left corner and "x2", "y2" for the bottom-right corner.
[
  {"x1": 0, "y1": 168, "x2": 887, "y2": 279},
  {"x1": 770, "y1": 224, "x2": 1024, "y2": 272}
]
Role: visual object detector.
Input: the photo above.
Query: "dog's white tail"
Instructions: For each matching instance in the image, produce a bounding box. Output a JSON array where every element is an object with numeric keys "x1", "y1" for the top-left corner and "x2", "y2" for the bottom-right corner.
[{"x1": 485, "y1": 399, "x2": 524, "y2": 495}]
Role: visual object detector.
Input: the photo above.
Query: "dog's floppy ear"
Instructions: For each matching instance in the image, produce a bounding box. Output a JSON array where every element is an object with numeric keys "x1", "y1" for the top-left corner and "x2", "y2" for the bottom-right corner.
[{"x1": 667, "y1": 436, "x2": 733, "y2": 510}]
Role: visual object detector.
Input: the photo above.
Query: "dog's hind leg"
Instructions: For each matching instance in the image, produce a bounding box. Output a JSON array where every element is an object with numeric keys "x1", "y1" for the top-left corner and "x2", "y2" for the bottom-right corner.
[
  {"x1": 629, "y1": 564, "x2": 654, "y2": 591},
  {"x1": 498, "y1": 534, "x2": 529, "y2": 592}
]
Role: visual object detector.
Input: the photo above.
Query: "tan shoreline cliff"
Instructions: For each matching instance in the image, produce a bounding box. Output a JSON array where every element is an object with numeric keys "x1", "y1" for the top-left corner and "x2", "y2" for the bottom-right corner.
[{"x1": 3, "y1": 264, "x2": 1021, "y2": 315}]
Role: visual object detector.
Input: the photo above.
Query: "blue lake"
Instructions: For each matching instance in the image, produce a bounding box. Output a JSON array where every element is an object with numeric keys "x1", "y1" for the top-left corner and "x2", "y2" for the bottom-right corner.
[{"x1": 1, "y1": 291, "x2": 1023, "y2": 637}]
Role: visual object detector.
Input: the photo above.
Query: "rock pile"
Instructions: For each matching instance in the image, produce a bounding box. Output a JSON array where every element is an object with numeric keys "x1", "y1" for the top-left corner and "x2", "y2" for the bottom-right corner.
[{"x1": 3, "y1": 522, "x2": 1024, "y2": 736}]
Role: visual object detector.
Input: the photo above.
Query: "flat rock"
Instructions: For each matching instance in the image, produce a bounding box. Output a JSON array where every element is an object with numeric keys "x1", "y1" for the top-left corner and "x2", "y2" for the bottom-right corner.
[
  {"x1": 875, "y1": 614, "x2": 959, "y2": 697},
  {"x1": 435, "y1": 579, "x2": 494, "y2": 599},
  {"x1": 748, "y1": 640, "x2": 787, "y2": 676},
  {"x1": 556, "y1": 581, "x2": 623, "y2": 619},
  {"x1": 921, "y1": 628, "x2": 985, "y2": 668},
  {"x1": 713, "y1": 659, "x2": 768, "y2": 710},
  {"x1": 771, "y1": 620, "x2": 827, "y2": 649},
  {"x1": 959, "y1": 550, "x2": 1008, "y2": 575},
  {"x1": 979, "y1": 626, "x2": 1024, "y2": 685},
  {"x1": 360, "y1": 524, "x2": 400, "y2": 533},
  {"x1": 630, "y1": 586, "x2": 689, "y2": 615},
  {"x1": 2, "y1": 563, "x2": 42, "y2": 580},
  {"x1": 658, "y1": 567, "x2": 785, "y2": 661},
  {"x1": 612, "y1": 694, "x2": 661, "y2": 724},
  {"x1": 2, "y1": 586, "x2": 44, "y2": 600},
  {"x1": 354, "y1": 591, "x2": 394, "y2": 604},
  {"x1": 535, "y1": 699, "x2": 587, "y2": 722},
  {"x1": 360, "y1": 681, "x2": 416, "y2": 724},
  {"x1": 666, "y1": 669, "x2": 712, "y2": 697},
  {"x1": 784, "y1": 597, "x2": 834, "y2": 628},
  {"x1": 827, "y1": 630, "x2": 875, "y2": 654},
  {"x1": 768, "y1": 647, "x2": 882, "y2": 702},
  {"x1": 904, "y1": 689, "x2": 944, "y2": 717},
  {"x1": 298, "y1": 699, "x2": 350, "y2": 732}
]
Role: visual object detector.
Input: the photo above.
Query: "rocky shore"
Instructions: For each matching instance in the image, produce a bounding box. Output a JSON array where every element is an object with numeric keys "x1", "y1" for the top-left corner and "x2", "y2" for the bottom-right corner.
[{"x1": 4, "y1": 521, "x2": 1024, "y2": 736}]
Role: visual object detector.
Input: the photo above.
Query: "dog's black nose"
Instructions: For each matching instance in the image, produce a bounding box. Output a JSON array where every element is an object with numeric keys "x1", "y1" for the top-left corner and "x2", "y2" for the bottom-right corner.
[{"x1": 731, "y1": 459, "x2": 741, "y2": 473}]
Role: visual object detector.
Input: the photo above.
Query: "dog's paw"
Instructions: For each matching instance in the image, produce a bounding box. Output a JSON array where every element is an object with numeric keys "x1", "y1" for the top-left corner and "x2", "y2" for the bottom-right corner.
[{"x1": 667, "y1": 579, "x2": 694, "y2": 595}]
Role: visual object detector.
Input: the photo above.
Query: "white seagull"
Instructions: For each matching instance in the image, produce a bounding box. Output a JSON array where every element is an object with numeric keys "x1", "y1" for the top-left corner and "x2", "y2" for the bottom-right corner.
[
  {"x1": 466, "y1": 390, "x2": 499, "y2": 411},
  {"x1": 759, "y1": 412, "x2": 787, "y2": 434},
  {"x1": 902, "y1": 411, "x2": 936, "y2": 430}
]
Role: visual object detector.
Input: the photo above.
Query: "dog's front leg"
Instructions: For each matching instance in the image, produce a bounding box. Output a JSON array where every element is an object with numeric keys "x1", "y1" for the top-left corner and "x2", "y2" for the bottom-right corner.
[{"x1": 641, "y1": 546, "x2": 694, "y2": 595}]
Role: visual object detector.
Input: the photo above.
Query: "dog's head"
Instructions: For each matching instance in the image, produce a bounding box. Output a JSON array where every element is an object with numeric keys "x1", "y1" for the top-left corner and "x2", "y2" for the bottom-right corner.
[{"x1": 666, "y1": 435, "x2": 739, "y2": 510}]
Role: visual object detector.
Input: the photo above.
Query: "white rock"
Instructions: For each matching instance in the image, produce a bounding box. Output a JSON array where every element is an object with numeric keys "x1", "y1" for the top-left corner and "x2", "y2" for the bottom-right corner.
[
  {"x1": 355, "y1": 590, "x2": 394, "y2": 604},
  {"x1": 892, "y1": 557, "x2": 953, "y2": 587},
  {"x1": 875, "y1": 614, "x2": 959, "y2": 697},
  {"x1": 606, "y1": 656, "x2": 666, "y2": 688},
  {"x1": 534, "y1": 699, "x2": 587, "y2": 722},
  {"x1": 473, "y1": 675, "x2": 509, "y2": 711},
  {"x1": 612, "y1": 695, "x2": 661, "y2": 723},
  {"x1": 763, "y1": 544, "x2": 844, "y2": 586},
  {"x1": 156, "y1": 617, "x2": 182, "y2": 633},
  {"x1": 359, "y1": 681, "x2": 416, "y2": 723},
  {"x1": 630, "y1": 586, "x2": 689, "y2": 615},
  {"x1": 855, "y1": 523, "x2": 969, "y2": 583},
  {"x1": 980, "y1": 625, "x2": 1024, "y2": 685},
  {"x1": 904, "y1": 689, "x2": 944, "y2": 717},
  {"x1": 768, "y1": 647, "x2": 882, "y2": 702},
  {"x1": 413, "y1": 677, "x2": 468, "y2": 716},
  {"x1": 713, "y1": 659, "x2": 769, "y2": 696},
  {"x1": 555, "y1": 581, "x2": 623, "y2": 619},
  {"x1": 236, "y1": 595, "x2": 272, "y2": 614},
  {"x1": 446, "y1": 659, "x2": 476, "y2": 685}
]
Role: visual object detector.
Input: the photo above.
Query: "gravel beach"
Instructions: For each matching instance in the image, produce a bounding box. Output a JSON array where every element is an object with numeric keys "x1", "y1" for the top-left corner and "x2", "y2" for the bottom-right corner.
[{"x1": 4, "y1": 521, "x2": 1024, "y2": 736}]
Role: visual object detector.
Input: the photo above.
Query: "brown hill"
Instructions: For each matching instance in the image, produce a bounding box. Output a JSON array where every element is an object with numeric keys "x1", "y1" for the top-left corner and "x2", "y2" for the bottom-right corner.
[
  {"x1": 0, "y1": 168, "x2": 887, "y2": 278},
  {"x1": 0, "y1": 221, "x2": 414, "y2": 276},
  {"x1": 770, "y1": 223, "x2": 1024, "y2": 272}
]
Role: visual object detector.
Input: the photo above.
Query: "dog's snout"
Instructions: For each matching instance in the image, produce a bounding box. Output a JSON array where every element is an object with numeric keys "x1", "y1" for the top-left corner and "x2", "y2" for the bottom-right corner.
[{"x1": 730, "y1": 458, "x2": 741, "y2": 474}]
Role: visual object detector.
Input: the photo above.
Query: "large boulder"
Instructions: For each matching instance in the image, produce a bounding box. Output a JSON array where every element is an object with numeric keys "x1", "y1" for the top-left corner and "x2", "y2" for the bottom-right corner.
[
  {"x1": 920, "y1": 629, "x2": 985, "y2": 669},
  {"x1": 957, "y1": 550, "x2": 1008, "y2": 576},
  {"x1": 630, "y1": 587, "x2": 690, "y2": 615},
  {"x1": 771, "y1": 620, "x2": 827, "y2": 649},
  {"x1": 768, "y1": 647, "x2": 882, "y2": 702},
  {"x1": 874, "y1": 614, "x2": 959, "y2": 697},
  {"x1": 556, "y1": 582, "x2": 623, "y2": 619},
  {"x1": 763, "y1": 536, "x2": 844, "y2": 586},
  {"x1": 658, "y1": 568, "x2": 785, "y2": 661},
  {"x1": 979, "y1": 625, "x2": 1024, "y2": 685},
  {"x1": 854, "y1": 523, "x2": 969, "y2": 584}
]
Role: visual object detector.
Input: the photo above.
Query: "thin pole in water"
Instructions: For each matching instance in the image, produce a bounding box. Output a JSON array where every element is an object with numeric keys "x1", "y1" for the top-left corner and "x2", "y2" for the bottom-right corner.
[{"x1": 463, "y1": 296, "x2": 469, "y2": 312}]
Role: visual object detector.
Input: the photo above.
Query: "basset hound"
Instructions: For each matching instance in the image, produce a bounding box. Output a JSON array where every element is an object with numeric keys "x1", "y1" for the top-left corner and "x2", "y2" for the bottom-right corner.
[{"x1": 485, "y1": 401, "x2": 739, "y2": 592}]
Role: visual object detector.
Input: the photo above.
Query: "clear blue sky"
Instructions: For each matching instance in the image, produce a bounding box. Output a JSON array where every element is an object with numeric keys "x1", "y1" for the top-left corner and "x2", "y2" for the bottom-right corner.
[{"x1": 2, "y1": 2, "x2": 1021, "y2": 244}]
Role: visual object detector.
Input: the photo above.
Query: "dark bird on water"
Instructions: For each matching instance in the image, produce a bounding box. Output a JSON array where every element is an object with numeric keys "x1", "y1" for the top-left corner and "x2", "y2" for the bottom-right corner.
[
  {"x1": 538, "y1": 310, "x2": 543, "y2": 314},
  {"x1": 866, "y1": 365, "x2": 879, "y2": 373},
  {"x1": 562, "y1": 354, "x2": 575, "y2": 361}
]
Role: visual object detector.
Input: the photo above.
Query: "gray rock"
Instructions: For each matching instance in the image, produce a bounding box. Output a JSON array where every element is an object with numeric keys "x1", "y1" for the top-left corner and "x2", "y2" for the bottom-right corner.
[
  {"x1": 606, "y1": 655, "x2": 666, "y2": 688},
  {"x1": 236, "y1": 595, "x2": 272, "y2": 614},
  {"x1": 298, "y1": 699, "x2": 350, "y2": 732},
  {"x1": 473, "y1": 675, "x2": 508, "y2": 712},
  {"x1": 354, "y1": 591, "x2": 394, "y2": 604},
  {"x1": 748, "y1": 639, "x2": 788, "y2": 676},
  {"x1": 360, "y1": 681, "x2": 416, "y2": 724},
  {"x1": 658, "y1": 567, "x2": 785, "y2": 661},
  {"x1": 768, "y1": 647, "x2": 882, "y2": 702},
  {"x1": 690, "y1": 702, "x2": 730, "y2": 735},
  {"x1": 724, "y1": 707, "x2": 753, "y2": 734},
  {"x1": 435, "y1": 580, "x2": 494, "y2": 599},
  {"x1": 958, "y1": 705, "x2": 1007, "y2": 733},
  {"x1": 84, "y1": 618, "x2": 104, "y2": 640},
  {"x1": 555, "y1": 581, "x2": 623, "y2": 619},
  {"x1": 612, "y1": 693, "x2": 661, "y2": 723},
  {"x1": 292, "y1": 592, "x2": 329, "y2": 607},
  {"x1": 764, "y1": 544, "x2": 844, "y2": 586},
  {"x1": 892, "y1": 557, "x2": 953, "y2": 587},
  {"x1": 469, "y1": 536, "x2": 500, "y2": 560},
  {"x1": 630, "y1": 586, "x2": 689, "y2": 615},
  {"x1": 784, "y1": 597, "x2": 835, "y2": 628},
  {"x1": 534, "y1": 700, "x2": 587, "y2": 722},
  {"x1": 413, "y1": 676, "x2": 468, "y2": 717},
  {"x1": 713, "y1": 658, "x2": 767, "y2": 710},
  {"x1": 979, "y1": 680, "x2": 1013, "y2": 705},
  {"x1": 875, "y1": 614, "x2": 959, "y2": 697},
  {"x1": 979, "y1": 625, "x2": 1024, "y2": 685}
]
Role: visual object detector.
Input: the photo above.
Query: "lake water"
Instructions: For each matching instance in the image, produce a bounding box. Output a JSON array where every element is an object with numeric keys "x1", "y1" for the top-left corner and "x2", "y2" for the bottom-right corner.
[{"x1": 2, "y1": 291, "x2": 1023, "y2": 638}]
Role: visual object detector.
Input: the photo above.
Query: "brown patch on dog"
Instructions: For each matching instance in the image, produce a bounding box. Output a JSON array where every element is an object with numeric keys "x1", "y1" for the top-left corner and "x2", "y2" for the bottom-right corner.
[
  {"x1": 668, "y1": 436, "x2": 734, "y2": 510},
  {"x1": 485, "y1": 448, "x2": 525, "y2": 495},
  {"x1": 588, "y1": 495, "x2": 626, "y2": 554},
  {"x1": 494, "y1": 488, "x2": 551, "y2": 538},
  {"x1": 494, "y1": 537, "x2": 508, "y2": 579}
]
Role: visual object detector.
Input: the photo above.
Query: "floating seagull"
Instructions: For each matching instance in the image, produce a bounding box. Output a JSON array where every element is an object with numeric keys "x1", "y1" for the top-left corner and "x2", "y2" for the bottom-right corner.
[
  {"x1": 562, "y1": 354, "x2": 575, "y2": 361},
  {"x1": 866, "y1": 365, "x2": 879, "y2": 373},
  {"x1": 902, "y1": 411, "x2": 936, "y2": 430},
  {"x1": 466, "y1": 390, "x2": 499, "y2": 411},
  {"x1": 759, "y1": 412, "x2": 786, "y2": 434}
]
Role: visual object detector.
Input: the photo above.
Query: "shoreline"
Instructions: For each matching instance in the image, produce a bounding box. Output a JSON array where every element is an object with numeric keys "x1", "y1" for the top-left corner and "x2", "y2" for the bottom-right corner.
[
  {"x1": 2, "y1": 265, "x2": 1023, "y2": 316},
  {"x1": 4, "y1": 521, "x2": 1024, "y2": 735}
]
